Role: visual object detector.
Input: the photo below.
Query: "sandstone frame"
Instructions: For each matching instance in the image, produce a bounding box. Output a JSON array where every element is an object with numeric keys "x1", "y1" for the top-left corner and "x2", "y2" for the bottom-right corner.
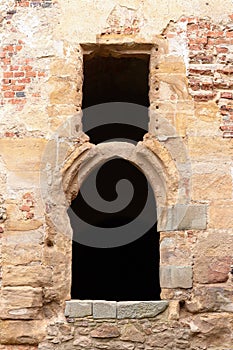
[
  {"x1": 38, "y1": 39, "x2": 209, "y2": 316},
  {"x1": 39, "y1": 39, "x2": 209, "y2": 315},
  {"x1": 45, "y1": 40, "x2": 205, "y2": 302},
  {"x1": 55, "y1": 41, "x2": 206, "y2": 304}
]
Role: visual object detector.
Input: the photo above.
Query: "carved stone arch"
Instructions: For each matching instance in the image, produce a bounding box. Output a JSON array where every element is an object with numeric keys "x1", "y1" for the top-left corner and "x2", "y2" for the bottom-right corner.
[
  {"x1": 62, "y1": 137, "x2": 182, "y2": 232},
  {"x1": 40, "y1": 116, "x2": 206, "y2": 305}
]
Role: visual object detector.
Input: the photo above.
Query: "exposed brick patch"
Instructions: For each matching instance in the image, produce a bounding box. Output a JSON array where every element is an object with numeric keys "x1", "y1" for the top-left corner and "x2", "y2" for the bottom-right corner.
[
  {"x1": 221, "y1": 92, "x2": 233, "y2": 99},
  {"x1": 187, "y1": 18, "x2": 233, "y2": 137},
  {"x1": 15, "y1": 0, "x2": 53, "y2": 8},
  {"x1": 19, "y1": 192, "x2": 35, "y2": 220},
  {"x1": 185, "y1": 17, "x2": 233, "y2": 137},
  {"x1": 164, "y1": 16, "x2": 233, "y2": 137},
  {"x1": 0, "y1": 42, "x2": 46, "y2": 108}
]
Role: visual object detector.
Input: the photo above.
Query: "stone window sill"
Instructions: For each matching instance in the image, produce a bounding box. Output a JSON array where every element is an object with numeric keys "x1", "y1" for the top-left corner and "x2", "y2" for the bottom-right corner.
[{"x1": 65, "y1": 300, "x2": 168, "y2": 319}]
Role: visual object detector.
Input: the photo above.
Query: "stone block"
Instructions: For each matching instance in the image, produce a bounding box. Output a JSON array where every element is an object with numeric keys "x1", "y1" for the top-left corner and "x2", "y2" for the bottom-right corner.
[
  {"x1": 160, "y1": 232, "x2": 192, "y2": 265},
  {"x1": 186, "y1": 286, "x2": 233, "y2": 313},
  {"x1": 65, "y1": 300, "x2": 92, "y2": 318},
  {"x1": 3, "y1": 265, "x2": 53, "y2": 287},
  {"x1": 47, "y1": 104, "x2": 77, "y2": 117},
  {"x1": 0, "y1": 320, "x2": 46, "y2": 344},
  {"x1": 146, "y1": 332, "x2": 174, "y2": 348},
  {"x1": 162, "y1": 136, "x2": 190, "y2": 164},
  {"x1": 194, "y1": 101, "x2": 219, "y2": 122},
  {"x1": 191, "y1": 173, "x2": 232, "y2": 201},
  {"x1": 49, "y1": 77, "x2": 79, "y2": 105},
  {"x1": 193, "y1": 230, "x2": 233, "y2": 283},
  {"x1": 0, "y1": 139, "x2": 46, "y2": 171},
  {"x1": 186, "y1": 101, "x2": 220, "y2": 136},
  {"x1": 2, "y1": 231, "x2": 43, "y2": 265},
  {"x1": 188, "y1": 136, "x2": 233, "y2": 160},
  {"x1": 117, "y1": 301, "x2": 168, "y2": 319},
  {"x1": 92, "y1": 341, "x2": 134, "y2": 350},
  {"x1": 1, "y1": 287, "x2": 43, "y2": 307},
  {"x1": 189, "y1": 314, "x2": 232, "y2": 348},
  {"x1": 209, "y1": 201, "x2": 233, "y2": 229},
  {"x1": 149, "y1": 113, "x2": 177, "y2": 139},
  {"x1": 159, "y1": 204, "x2": 207, "y2": 231},
  {"x1": 120, "y1": 324, "x2": 145, "y2": 343},
  {"x1": 194, "y1": 255, "x2": 232, "y2": 284},
  {"x1": 50, "y1": 59, "x2": 79, "y2": 77},
  {"x1": 174, "y1": 113, "x2": 187, "y2": 137},
  {"x1": 178, "y1": 205, "x2": 207, "y2": 230},
  {"x1": 73, "y1": 336, "x2": 92, "y2": 347},
  {"x1": 2, "y1": 243, "x2": 43, "y2": 266},
  {"x1": 156, "y1": 57, "x2": 187, "y2": 74},
  {"x1": 6, "y1": 220, "x2": 43, "y2": 232},
  {"x1": 0, "y1": 287, "x2": 43, "y2": 320},
  {"x1": 90, "y1": 324, "x2": 120, "y2": 338},
  {"x1": 160, "y1": 266, "x2": 193, "y2": 289},
  {"x1": 93, "y1": 301, "x2": 116, "y2": 319},
  {"x1": 168, "y1": 300, "x2": 180, "y2": 320}
]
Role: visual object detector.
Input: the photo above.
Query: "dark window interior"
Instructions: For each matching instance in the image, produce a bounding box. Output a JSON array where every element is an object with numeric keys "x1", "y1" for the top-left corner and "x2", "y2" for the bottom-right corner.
[
  {"x1": 71, "y1": 158, "x2": 160, "y2": 301},
  {"x1": 70, "y1": 52, "x2": 160, "y2": 301},
  {"x1": 82, "y1": 55, "x2": 150, "y2": 107},
  {"x1": 82, "y1": 54, "x2": 150, "y2": 144}
]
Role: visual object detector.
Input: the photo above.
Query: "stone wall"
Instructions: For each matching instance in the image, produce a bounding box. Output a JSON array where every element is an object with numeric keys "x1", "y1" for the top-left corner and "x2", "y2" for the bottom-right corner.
[{"x1": 0, "y1": 0, "x2": 233, "y2": 348}]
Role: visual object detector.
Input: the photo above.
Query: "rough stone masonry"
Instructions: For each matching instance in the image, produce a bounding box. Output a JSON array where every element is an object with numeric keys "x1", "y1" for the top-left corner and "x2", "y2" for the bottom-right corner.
[{"x1": 0, "y1": 0, "x2": 233, "y2": 349}]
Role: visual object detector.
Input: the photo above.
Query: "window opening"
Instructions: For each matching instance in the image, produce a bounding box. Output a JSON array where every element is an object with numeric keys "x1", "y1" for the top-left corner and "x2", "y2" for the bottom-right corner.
[
  {"x1": 82, "y1": 54, "x2": 150, "y2": 144},
  {"x1": 71, "y1": 157, "x2": 160, "y2": 301}
]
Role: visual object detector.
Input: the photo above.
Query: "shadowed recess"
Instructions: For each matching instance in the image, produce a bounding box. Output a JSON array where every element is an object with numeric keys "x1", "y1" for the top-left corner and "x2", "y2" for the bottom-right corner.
[
  {"x1": 71, "y1": 158, "x2": 160, "y2": 301},
  {"x1": 82, "y1": 55, "x2": 150, "y2": 144}
]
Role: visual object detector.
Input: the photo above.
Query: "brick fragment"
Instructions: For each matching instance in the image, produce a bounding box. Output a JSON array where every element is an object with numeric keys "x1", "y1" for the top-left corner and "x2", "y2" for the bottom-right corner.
[
  {"x1": 20, "y1": 205, "x2": 31, "y2": 212},
  {"x1": 16, "y1": 92, "x2": 26, "y2": 98},
  {"x1": 12, "y1": 85, "x2": 25, "y2": 91},
  {"x1": 3, "y1": 72, "x2": 13, "y2": 78},
  {"x1": 26, "y1": 71, "x2": 36, "y2": 78},
  {"x1": 207, "y1": 31, "x2": 224, "y2": 38},
  {"x1": 11, "y1": 99, "x2": 26, "y2": 104},
  {"x1": 4, "y1": 92, "x2": 15, "y2": 98},
  {"x1": 226, "y1": 31, "x2": 233, "y2": 38},
  {"x1": 5, "y1": 132, "x2": 15, "y2": 137},
  {"x1": 14, "y1": 72, "x2": 25, "y2": 78},
  {"x1": 221, "y1": 92, "x2": 233, "y2": 99},
  {"x1": 2, "y1": 85, "x2": 11, "y2": 91},
  {"x1": 216, "y1": 47, "x2": 229, "y2": 53}
]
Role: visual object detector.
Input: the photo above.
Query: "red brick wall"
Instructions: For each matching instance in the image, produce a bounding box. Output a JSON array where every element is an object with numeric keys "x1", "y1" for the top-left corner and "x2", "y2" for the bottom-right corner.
[
  {"x1": 0, "y1": 1, "x2": 50, "y2": 110},
  {"x1": 1, "y1": 42, "x2": 45, "y2": 107},
  {"x1": 15, "y1": 0, "x2": 52, "y2": 8},
  {"x1": 186, "y1": 16, "x2": 233, "y2": 137}
]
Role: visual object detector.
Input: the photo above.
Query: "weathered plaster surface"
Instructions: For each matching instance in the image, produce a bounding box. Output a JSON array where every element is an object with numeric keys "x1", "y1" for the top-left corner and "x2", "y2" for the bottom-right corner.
[
  {"x1": 57, "y1": 0, "x2": 233, "y2": 42},
  {"x1": 0, "y1": 0, "x2": 233, "y2": 348}
]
